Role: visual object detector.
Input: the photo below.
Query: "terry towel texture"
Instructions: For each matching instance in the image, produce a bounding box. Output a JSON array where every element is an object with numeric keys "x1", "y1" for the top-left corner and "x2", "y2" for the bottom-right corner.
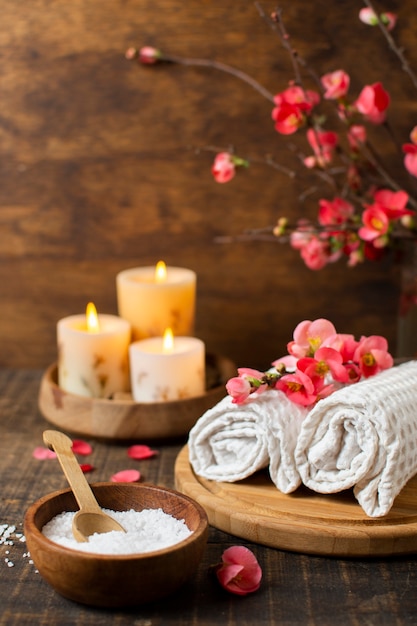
[
  {"x1": 295, "y1": 360, "x2": 417, "y2": 517},
  {"x1": 188, "y1": 390, "x2": 308, "y2": 493}
]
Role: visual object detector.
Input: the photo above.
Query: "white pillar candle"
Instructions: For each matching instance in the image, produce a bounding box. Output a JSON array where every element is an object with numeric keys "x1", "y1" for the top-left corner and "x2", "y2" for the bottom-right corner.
[
  {"x1": 116, "y1": 263, "x2": 196, "y2": 341},
  {"x1": 129, "y1": 331, "x2": 205, "y2": 403},
  {"x1": 57, "y1": 305, "x2": 131, "y2": 398}
]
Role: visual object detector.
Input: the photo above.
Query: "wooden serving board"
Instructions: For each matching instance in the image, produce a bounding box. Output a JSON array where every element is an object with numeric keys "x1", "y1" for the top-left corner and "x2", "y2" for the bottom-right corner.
[{"x1": 174, "y1": 445, "x2": 417, "y2": 557}]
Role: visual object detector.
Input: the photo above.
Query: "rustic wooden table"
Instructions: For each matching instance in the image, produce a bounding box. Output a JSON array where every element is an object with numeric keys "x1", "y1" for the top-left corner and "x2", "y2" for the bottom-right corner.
[{"x1": 1, "y1": 369, "x2": 417, "y2": 625}]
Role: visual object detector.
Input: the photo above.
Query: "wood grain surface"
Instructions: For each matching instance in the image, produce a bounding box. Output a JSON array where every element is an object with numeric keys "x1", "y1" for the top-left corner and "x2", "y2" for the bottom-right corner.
[
  {"x1": 1, "y1": 0, "x2": 414, "y2": 369},
  {"x1": 3, "y1": 368, "x2": 417, "y2": 624}
]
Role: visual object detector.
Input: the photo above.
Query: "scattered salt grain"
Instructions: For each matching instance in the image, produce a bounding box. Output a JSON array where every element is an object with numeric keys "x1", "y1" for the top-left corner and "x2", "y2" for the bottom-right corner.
[
  {"x1": 1, "y1": 523, "x2": 36, "y2": 573},
  {"x1": 42, "y1": 508, "x2": 193, "y2": 555}
]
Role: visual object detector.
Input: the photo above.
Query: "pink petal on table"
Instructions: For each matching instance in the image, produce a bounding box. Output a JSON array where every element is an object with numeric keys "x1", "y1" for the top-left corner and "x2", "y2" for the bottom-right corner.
[
  {"x1": 127, "y1": 445, "x2": 158, "y2": 460},
  {"x1": 80, "y1": 464, "x2": 95, "y2": 473},
  {"x1": 110, "y1": 469, "x2": 141, "y2": 483},
  {"x1": 71, "y1": 439, "x2": 93, "y2": 456},
  {"x1": 32, "y1": 446, "x2": 57, "y2": 460}
]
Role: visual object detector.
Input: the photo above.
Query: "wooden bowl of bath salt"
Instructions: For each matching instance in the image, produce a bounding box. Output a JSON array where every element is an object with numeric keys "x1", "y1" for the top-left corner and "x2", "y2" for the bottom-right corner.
[{"x1": 24, "y1": 482, "x2": 209, "y2": 608}]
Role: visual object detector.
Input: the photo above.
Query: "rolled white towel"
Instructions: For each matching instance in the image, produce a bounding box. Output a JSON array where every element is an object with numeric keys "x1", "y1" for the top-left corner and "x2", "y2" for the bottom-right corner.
[
  {"x1": 188, "y1": 389, "x2": 308, "y2": 493},
  {"x1": 295, "y1": 360, "x2": 417, "y2": 517}
]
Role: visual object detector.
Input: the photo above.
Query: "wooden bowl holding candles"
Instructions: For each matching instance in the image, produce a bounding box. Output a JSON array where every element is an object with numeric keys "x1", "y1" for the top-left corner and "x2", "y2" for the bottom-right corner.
[
  {"x1": 24, "y1": 482, "x2": 209, "y2": 608},
  {"x1": 38, "y1": 353, "x2": 236, "y2": 441}
]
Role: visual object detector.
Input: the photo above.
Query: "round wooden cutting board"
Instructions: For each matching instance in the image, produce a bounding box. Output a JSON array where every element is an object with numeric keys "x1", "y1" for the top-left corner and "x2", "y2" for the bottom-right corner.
[{"x1": 174, "y1": 445, "x2": 417, "y2": 557}]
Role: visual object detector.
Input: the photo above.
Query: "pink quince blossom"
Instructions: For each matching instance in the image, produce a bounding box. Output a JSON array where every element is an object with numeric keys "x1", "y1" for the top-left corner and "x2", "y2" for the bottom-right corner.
[
  {"x1": 321, "y1": 70, "x2": 350, "y2": 100},
  {"x1": 290, "y1": 233, "x2": 339, "y2": 270},
  {"x1": 358, "y1": 205, "x2": 389, "y2": 242},
  {"x1": 403, "y1": 144, "x2": 417, "y2": 177},
  {"x1": 304, "y1": 129, "x2": 338, "y2": 168},
  {"x1": 297, "y1": 346, "x2": 350, "y2": 384},
  {"x1": 353, "y1": 335, "x2": 393, "y2": 378},
  {"x1": 274, "y1": 86, "x2": 320, "y2": 112},
  {"x1": 275, "y1": 369, "x2": 318, "y2": 406},
  {"x1": 359, "y1": 8, "x2": 397, "y2": 31},
  {"x1": 347, "y1": 124, "x2": 367, "y2": 151},
  {"x1": 272, "y1": 101, "x2": 305, "y2": 135},
  {"x1": 137, "y1": 46, "x2": 161, "y2": 64},
  {"x1": 354, "y1": 82, "x2": 390, "y2": 124},
  {"x1": 226, "y1": 367, "x2": 266, "y2": 404},
  {"x1": 272, "y1": 86, "x2": 320, "y2": 135},
  {"x1": 373, "y1": 189, "x2": 412, "y2": 220},
  {"x1": 322, "y1": 333, "x2": 359, "y2": 362},
  {"x1": 347, "y1": 248, "x2": 365, "y2": 267},
  {"x1": 318, "y1": 197, "x2": 355, "y2": 226},
  {"x1": 212, "y1": 152, "x2": 236, "y2": 183},
  {"x1": 225, "y1": 376, "x2": 252, "y2": 404},
  {"x1": 216, "y1": 546, "x2": 262, "y2": 596},
  {"x1": 299, "y1": 235, "x2": 332, "y2": 270},
  {"x1": 287, "y1": 318, "x2": 337, "y2": 359},
  {"x1": 403, "y1": 127, "x2": 417, "y2": 177}
]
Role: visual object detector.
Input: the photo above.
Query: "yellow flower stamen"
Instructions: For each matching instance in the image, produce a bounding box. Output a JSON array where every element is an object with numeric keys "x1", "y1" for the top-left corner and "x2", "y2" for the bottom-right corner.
[
  {"x1": 363, "y1": 353, "x2": 376, "y2": 367},
  {"x1": 287, "y1": 381, "x2": 302, "y2": 392}
]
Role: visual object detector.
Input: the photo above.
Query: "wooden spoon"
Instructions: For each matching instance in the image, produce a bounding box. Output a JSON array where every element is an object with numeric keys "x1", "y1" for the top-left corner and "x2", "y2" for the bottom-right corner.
[{"x1": 43, "y1": 429, "x2": 126, "y2": 542}]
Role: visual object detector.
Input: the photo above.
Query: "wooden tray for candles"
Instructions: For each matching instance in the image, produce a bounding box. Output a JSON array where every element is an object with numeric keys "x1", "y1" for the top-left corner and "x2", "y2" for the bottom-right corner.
[{"x1": 38, "y1": 354, "x2": 236, "y2": 442}]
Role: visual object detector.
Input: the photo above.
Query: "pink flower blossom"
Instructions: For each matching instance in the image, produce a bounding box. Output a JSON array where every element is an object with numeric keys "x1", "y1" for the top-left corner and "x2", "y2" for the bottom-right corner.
[
  {"x1": 297, "y1": 346, "x2": 350, "y2": 384},
  {"x1": 290, "y1": 233, "x2": 334, "y2": 270},
  {"x1": 403, "y1": 127, "x2": 417, "y2": 177},
  {"x1": 275, "y1": 369, "x2": 318, "y2": 406},
  {"x1": 373, "y1": 189, "x2": 412, "y2": 220},
  {"x1": 212, "y1": 152, "x2": 236, "y2": 183},
  {"x1": 226, "y1": 367, "x2": 266, "y2": 404},
  {"x1": 354, "y1": 82, "x2": 390, "y2": 124},
  {"x1": 318, "y1": 197, "x2": 355, "y2": 226},
  {"x1": 272, "y1": 86, "x2": 320, "y2": 135},
  {"x1": 216, "y1": 546, "x2": 262, "y2": 596},
  {"x1": 353, "y1": 335, "x2": 393, "y2": 377},
  {"x1": 322, "y1": 333, "x2": 359, "y2": 361},
  {"x1": 271, "y1": 354, "x2": 298, "y2": 370},
  {"x1": 274, "y1": 86, "x2": 320, "y2": 112},
  {"x1": 225, "y1": 376, "x2": 252, "y2": 404},
  {"x1": 288, "y1": 318, "x2": 337, "y2": 358},
  {"x1": 272, "y1": 101, "x2": 305, "y2": 135},
  {"x1": 304, "y1": 129, "x2": 338, "y2": 167},
  {"x1": 403, "y1": 143, "x2": 417, "y2": 177},
  {"x1": 347, "y1": 124, "x2": 367, "y2": 151},
  {"x1": 358, "y1": 206, "x2": 389, "y2": 241},
  {"x1": 321, "y1": 70, "x2": 350, "y2": 100},
  {"x1": 138, "y1": 46, "x2": 161, "y2": 64},
  {"x1": 359, "y1": 8, "x2": 397, "y2": 31}
]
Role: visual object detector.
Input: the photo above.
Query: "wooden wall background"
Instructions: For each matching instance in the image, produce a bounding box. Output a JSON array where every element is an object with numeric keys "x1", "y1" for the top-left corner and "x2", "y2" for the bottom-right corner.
[{"x1": 1, "y1": 0, "x2": 416, "y2": 370}]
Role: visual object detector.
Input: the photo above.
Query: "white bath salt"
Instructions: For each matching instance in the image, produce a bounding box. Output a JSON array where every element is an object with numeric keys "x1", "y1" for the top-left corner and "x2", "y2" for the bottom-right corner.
[
  {"x1": 0, "y1": 524, "x2": 16, "y2": 546},
  {"x1": 42, "y1": 507, "x2": 193, "y2": 555}
]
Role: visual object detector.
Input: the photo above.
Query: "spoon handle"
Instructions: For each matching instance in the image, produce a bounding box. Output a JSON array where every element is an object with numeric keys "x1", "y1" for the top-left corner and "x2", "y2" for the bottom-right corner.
[{"x1": 43, "y1": 430, "x2": 101, "y2": 513}]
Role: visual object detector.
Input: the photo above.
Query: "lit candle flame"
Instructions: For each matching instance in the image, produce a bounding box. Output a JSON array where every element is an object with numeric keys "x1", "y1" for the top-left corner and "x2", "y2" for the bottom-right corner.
[
  {"x1": 162, "y1": 327, "x2": 174, "y2": 353},
  {"x1": 86, "y1": 302, "x2": 100, "y2": 333},
  {"x1": 155, "y1": 260, "x2": 167, "y2": 283}
]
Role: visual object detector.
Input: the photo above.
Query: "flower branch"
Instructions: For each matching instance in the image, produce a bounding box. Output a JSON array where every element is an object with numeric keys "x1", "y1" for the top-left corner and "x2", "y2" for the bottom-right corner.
[
  {"x1": 361, "y1": 0, "x2": 417, "y2": 90},
  {"x1": 226, "y1": 318, "x2": 393, "y2": 407},
  {"x1": 128, "y1": 2, "x2": 417, "y2": 269}
]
